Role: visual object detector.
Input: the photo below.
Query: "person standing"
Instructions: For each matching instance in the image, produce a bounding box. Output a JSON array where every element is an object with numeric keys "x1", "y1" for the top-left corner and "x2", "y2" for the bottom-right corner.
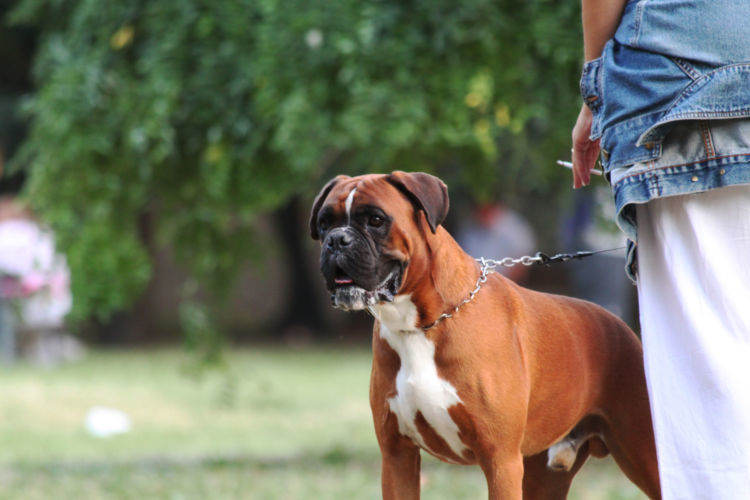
[{"x1": 571, "y1": 0, "x2": 750, "y2": 498}]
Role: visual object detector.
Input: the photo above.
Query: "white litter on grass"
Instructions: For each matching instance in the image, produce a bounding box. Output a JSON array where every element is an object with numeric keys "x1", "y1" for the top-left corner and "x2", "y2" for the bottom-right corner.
[{"x1": 84, "y1": 406, "x2": 132, "y2": 438}]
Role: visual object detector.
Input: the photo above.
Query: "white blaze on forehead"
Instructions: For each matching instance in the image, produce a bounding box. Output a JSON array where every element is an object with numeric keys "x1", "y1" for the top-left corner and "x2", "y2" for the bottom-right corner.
[
  {"x1": 370, "y1": 296, "x2": 467, "y2": 462},
  {"x1": 345, "y1": 188, "x2": 357, "y2": 223}
]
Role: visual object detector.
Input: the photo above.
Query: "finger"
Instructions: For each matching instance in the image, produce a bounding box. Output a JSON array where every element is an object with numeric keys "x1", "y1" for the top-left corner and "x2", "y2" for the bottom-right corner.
[
  {"x1": 574, "y1": 138, "x2": 601, "y2": 187},
  {"x1": 572, "y1": 149, "x2": 590, "y2": 188},
  {"x1": 571, "y1": 106, "x2": 598, "y2": 189}
]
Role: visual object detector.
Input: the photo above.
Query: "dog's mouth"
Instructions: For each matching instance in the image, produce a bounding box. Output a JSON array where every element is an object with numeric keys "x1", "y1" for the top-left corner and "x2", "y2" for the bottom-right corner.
[
  {"x1": 333, "y1": 267, "x2": 354, "y2": 286},
  {"x1": 329, "y1": 264, "x2": 402, "y2": 311}
]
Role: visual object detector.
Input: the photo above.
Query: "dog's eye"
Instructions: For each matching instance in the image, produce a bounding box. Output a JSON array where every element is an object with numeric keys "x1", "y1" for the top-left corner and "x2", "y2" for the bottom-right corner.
[
  {"x1": 368, "y1": 215, "x2": 385, "y2": 228},
  {"x1": 318, "y1": 219, "x2": 330, "y2": 233}
]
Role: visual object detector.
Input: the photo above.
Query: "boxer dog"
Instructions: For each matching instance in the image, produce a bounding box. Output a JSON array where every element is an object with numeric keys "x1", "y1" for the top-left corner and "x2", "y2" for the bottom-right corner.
[{"x1": 310, "y1": 171, "x2": 660, "y2": 499}]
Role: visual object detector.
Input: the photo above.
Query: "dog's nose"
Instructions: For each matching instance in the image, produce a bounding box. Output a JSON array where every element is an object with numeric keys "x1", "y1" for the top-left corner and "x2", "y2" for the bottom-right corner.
[{"x1": 326, "y1": 229, "x2": 353, "y2": 250}]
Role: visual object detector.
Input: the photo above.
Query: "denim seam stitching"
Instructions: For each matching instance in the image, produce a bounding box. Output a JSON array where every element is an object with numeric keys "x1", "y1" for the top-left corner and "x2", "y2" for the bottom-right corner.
[
  {"x1": 631, "y1": 0, "x2": 648, "y2": 46},
  {"x1": 671, "y1": 57, "x2": 701, "y2": 82},
  {"x1": 615, "y1": 153, "x2": 750, "y2": 184},
  {"x1": 665, "y1": 63, "x2": 750, "y2": 116},
  {"x1": 700, "y1": 121, "x2": 716, "y2": 158}
]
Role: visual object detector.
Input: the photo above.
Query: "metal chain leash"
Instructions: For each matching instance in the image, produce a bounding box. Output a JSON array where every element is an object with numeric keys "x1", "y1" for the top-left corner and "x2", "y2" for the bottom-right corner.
[
  {"x1": 421, "y1": 257, "x2": 496, "y2": 330},
  {"x1": 421, "y1": 248, "x2": 625, "y2": 330}
]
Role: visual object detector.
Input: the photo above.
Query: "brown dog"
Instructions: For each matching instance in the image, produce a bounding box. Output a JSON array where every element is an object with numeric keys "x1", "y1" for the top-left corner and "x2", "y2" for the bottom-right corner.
[{"x1": 310, "y1": 171, "x2": 660, "y2": 499}]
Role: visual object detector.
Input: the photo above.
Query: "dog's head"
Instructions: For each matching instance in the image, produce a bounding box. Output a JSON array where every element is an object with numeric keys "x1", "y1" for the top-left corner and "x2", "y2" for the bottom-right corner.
[{"x1": 309, "y1": 171, "x2": 449, "y2": 311}]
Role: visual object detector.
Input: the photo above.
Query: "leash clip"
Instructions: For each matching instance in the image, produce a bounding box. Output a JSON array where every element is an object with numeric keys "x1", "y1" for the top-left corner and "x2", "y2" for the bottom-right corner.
[
  {"x1": 535, "y1": 252, "x2": 551, "y2": 266},
  {"x1": 538, "y1": 250, "x2": 595, "y2": 266}
]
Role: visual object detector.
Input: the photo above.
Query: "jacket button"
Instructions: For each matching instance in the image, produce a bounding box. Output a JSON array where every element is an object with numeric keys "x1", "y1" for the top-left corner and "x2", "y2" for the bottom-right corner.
[
  {"x1": 720, "y1": 169, "x2": 726, "y2": 175},
  {"x1": 644, "y1": 143, "x2": 654, "y2": 150},
  {"x1": 691, "y1": 176, "x2": 699, "y2": 182}
]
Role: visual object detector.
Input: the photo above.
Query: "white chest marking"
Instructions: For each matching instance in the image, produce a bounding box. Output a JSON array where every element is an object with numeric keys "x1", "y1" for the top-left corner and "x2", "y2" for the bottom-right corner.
[
  {"x1": 345, "y1": 188, "x2": 357, "y2": 224},
  {"x1": 370, "y1": 296, "x2": 467, "y2": 461}
]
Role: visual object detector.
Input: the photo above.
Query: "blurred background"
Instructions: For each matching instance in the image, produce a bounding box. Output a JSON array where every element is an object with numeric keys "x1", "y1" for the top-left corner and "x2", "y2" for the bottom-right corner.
[{"x1": 0, "y1": 1, "x2": 641, "y2": 498}]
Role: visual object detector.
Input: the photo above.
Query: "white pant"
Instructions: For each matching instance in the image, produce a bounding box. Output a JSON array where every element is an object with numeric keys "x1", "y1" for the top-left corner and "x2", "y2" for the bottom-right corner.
[{"x1": 636, "y1": 185, "x2": 750, "y2": 499}]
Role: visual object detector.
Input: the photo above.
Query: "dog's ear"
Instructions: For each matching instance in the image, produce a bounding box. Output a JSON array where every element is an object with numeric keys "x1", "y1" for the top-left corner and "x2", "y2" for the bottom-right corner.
[
  {"x1": 387, "y1": 171, "x2": 449, "y2": 233},
  {"x1": 310, "y1": 175, "x2": 350, "y2": 240}
]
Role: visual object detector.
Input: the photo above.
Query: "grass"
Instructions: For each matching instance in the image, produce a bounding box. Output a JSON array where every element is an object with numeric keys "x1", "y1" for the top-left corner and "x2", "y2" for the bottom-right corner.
[{"x1": 0, "y1": 347, "x2": 646, "y2": 499}]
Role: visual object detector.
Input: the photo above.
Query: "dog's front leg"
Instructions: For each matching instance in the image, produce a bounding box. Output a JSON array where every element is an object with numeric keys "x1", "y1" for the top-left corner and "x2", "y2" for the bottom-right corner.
[
  {"x1": 479, "y1": 453, "x2": 524, "y2": 500},
  {"x1": 380, "y1": 442, "x2": 421, "y2": 500}
]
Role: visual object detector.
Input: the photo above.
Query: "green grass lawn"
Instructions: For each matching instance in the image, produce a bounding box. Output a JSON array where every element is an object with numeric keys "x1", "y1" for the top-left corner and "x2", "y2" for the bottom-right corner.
[{"x1": 0, "y1": 347, "x2": 646, "y2": 499}]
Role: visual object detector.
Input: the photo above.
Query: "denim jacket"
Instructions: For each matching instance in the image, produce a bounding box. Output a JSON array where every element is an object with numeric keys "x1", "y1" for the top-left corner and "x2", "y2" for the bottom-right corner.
[{"x1": 580, "y1": 0, "x2": 750, "y2": 275}]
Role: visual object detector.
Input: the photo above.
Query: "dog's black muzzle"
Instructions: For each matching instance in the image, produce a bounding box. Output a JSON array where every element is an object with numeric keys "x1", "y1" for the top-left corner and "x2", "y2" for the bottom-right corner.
[{"x1": 320, "y1": 227, "x2": 402, "y2": 311}]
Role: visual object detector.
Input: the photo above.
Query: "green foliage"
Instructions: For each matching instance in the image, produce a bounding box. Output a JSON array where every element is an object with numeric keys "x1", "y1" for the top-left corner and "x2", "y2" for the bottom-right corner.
[{"x1": 10, "y1": 0, "x2": 583, "y2": 320}]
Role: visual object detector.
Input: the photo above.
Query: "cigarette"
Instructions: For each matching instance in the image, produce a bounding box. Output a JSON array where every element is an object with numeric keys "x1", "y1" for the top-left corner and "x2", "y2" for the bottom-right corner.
[{"x1": 556, "y1": 160, "x2": 603, "y2": 176}]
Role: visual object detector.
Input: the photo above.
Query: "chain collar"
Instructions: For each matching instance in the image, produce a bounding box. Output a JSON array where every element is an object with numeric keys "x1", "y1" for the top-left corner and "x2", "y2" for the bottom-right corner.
[
  {"x1": 421, "y1": 255, "x2": 543, "y2": 330},
  {"x1": 417, "y1": 247, "x2": 626, "y2": 330}
]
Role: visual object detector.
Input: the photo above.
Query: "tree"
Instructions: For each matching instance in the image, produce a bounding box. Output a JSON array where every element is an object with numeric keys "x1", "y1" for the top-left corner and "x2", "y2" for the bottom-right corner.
[{"x1": 9, "y1": 0, "x2": 583, "y2": 330}]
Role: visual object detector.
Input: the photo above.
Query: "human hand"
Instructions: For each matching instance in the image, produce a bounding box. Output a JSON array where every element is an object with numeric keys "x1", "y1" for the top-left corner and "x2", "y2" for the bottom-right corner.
[{"x1": 571, "y1": 104, "x2": 601, "y2": 189}]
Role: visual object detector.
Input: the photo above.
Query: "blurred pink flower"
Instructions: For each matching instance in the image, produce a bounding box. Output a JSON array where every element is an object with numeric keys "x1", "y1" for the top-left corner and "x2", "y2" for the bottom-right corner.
[{"x1": 0, "y1": 217, "x2": 72, "y2": 327}]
